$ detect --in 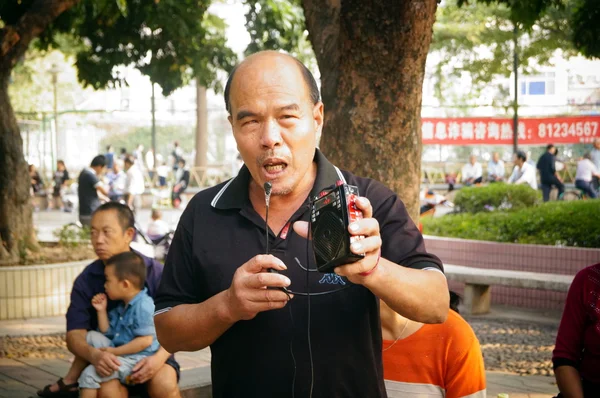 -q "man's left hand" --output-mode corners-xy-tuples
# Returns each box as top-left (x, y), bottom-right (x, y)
(128, 354), (164, 384)
(293, 196), (382, 284)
